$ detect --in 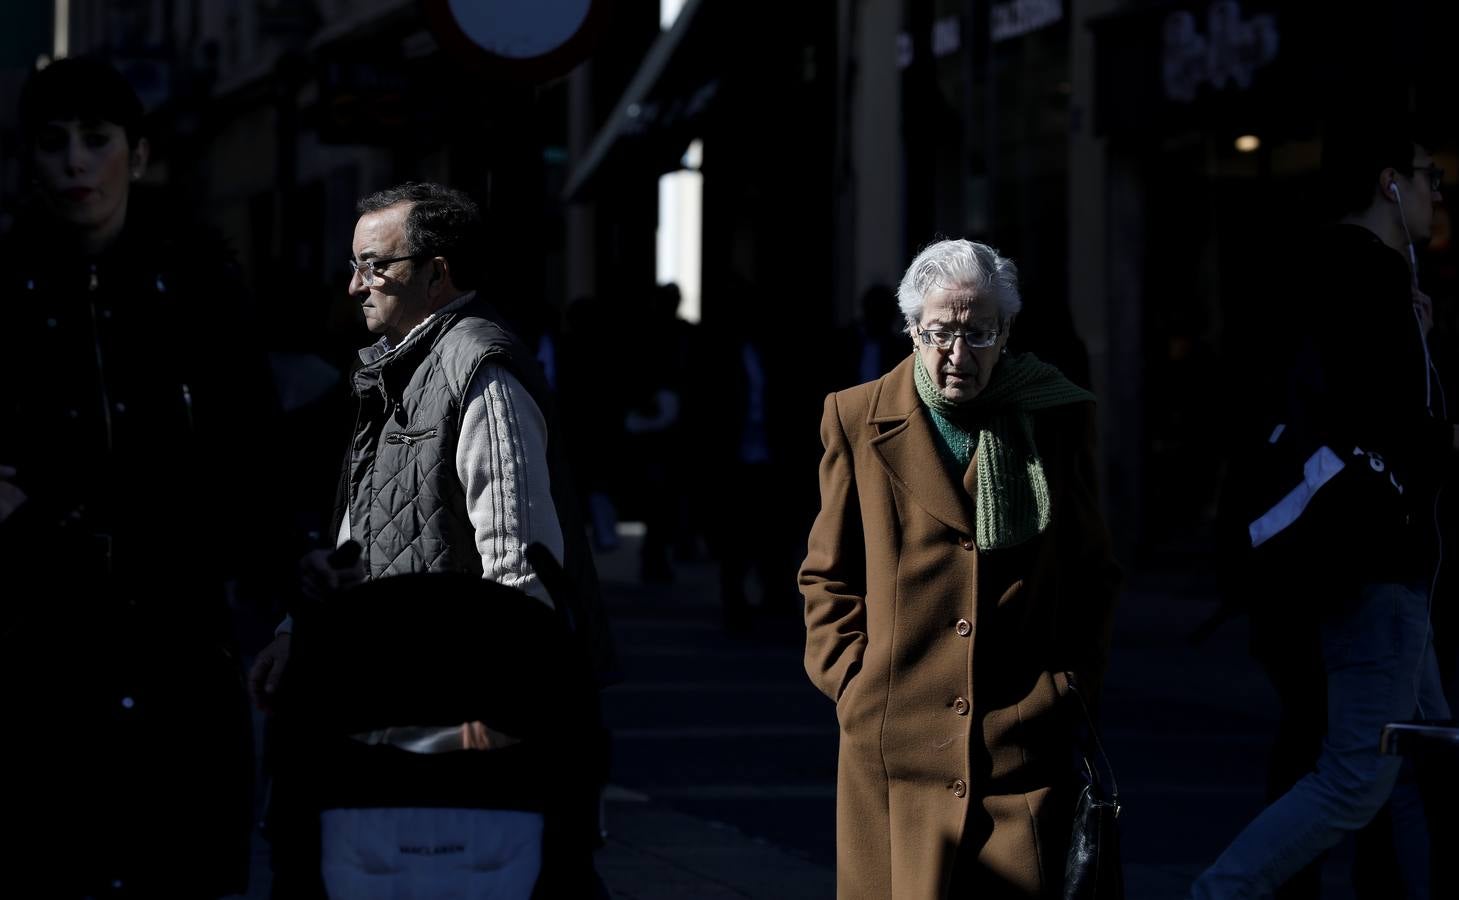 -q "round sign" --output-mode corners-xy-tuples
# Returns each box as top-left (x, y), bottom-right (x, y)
(424, 0), (608, 82)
